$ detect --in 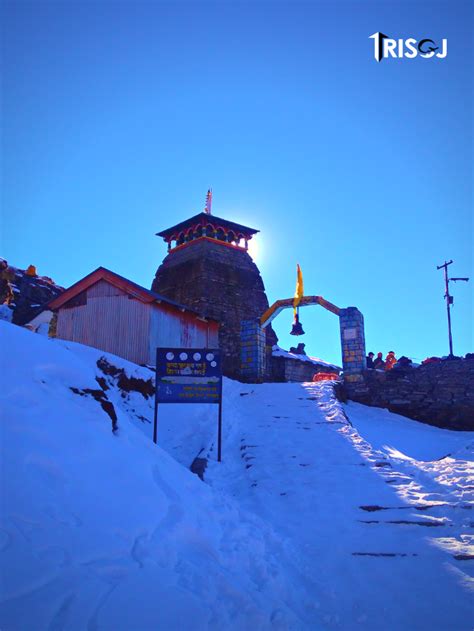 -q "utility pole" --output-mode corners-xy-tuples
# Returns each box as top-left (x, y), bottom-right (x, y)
(436, 260), (469, 357)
